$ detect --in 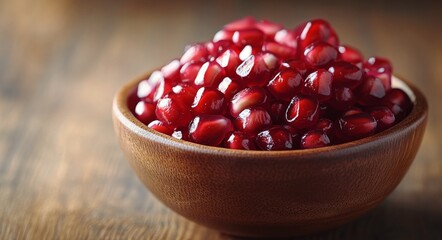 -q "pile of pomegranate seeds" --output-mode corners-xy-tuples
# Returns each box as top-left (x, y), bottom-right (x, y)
(129, 17), (413, 150)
